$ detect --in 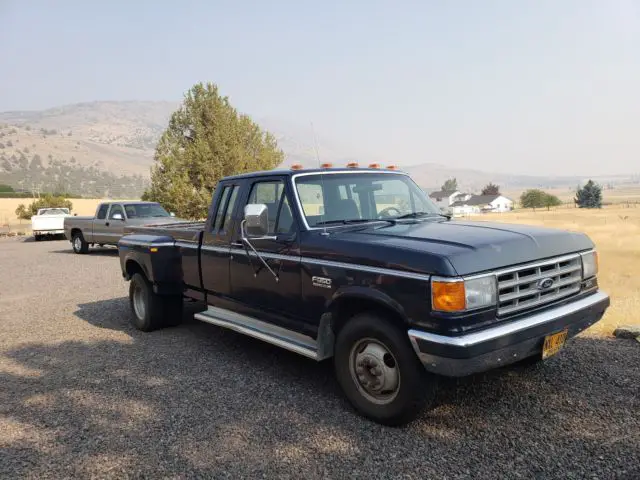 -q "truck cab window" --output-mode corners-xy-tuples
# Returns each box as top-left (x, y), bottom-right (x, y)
(212, 185), (239, 233)
(97, 204), (109, 220)
(109, 205), (124, 219)
(248, 180), (294, 234)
